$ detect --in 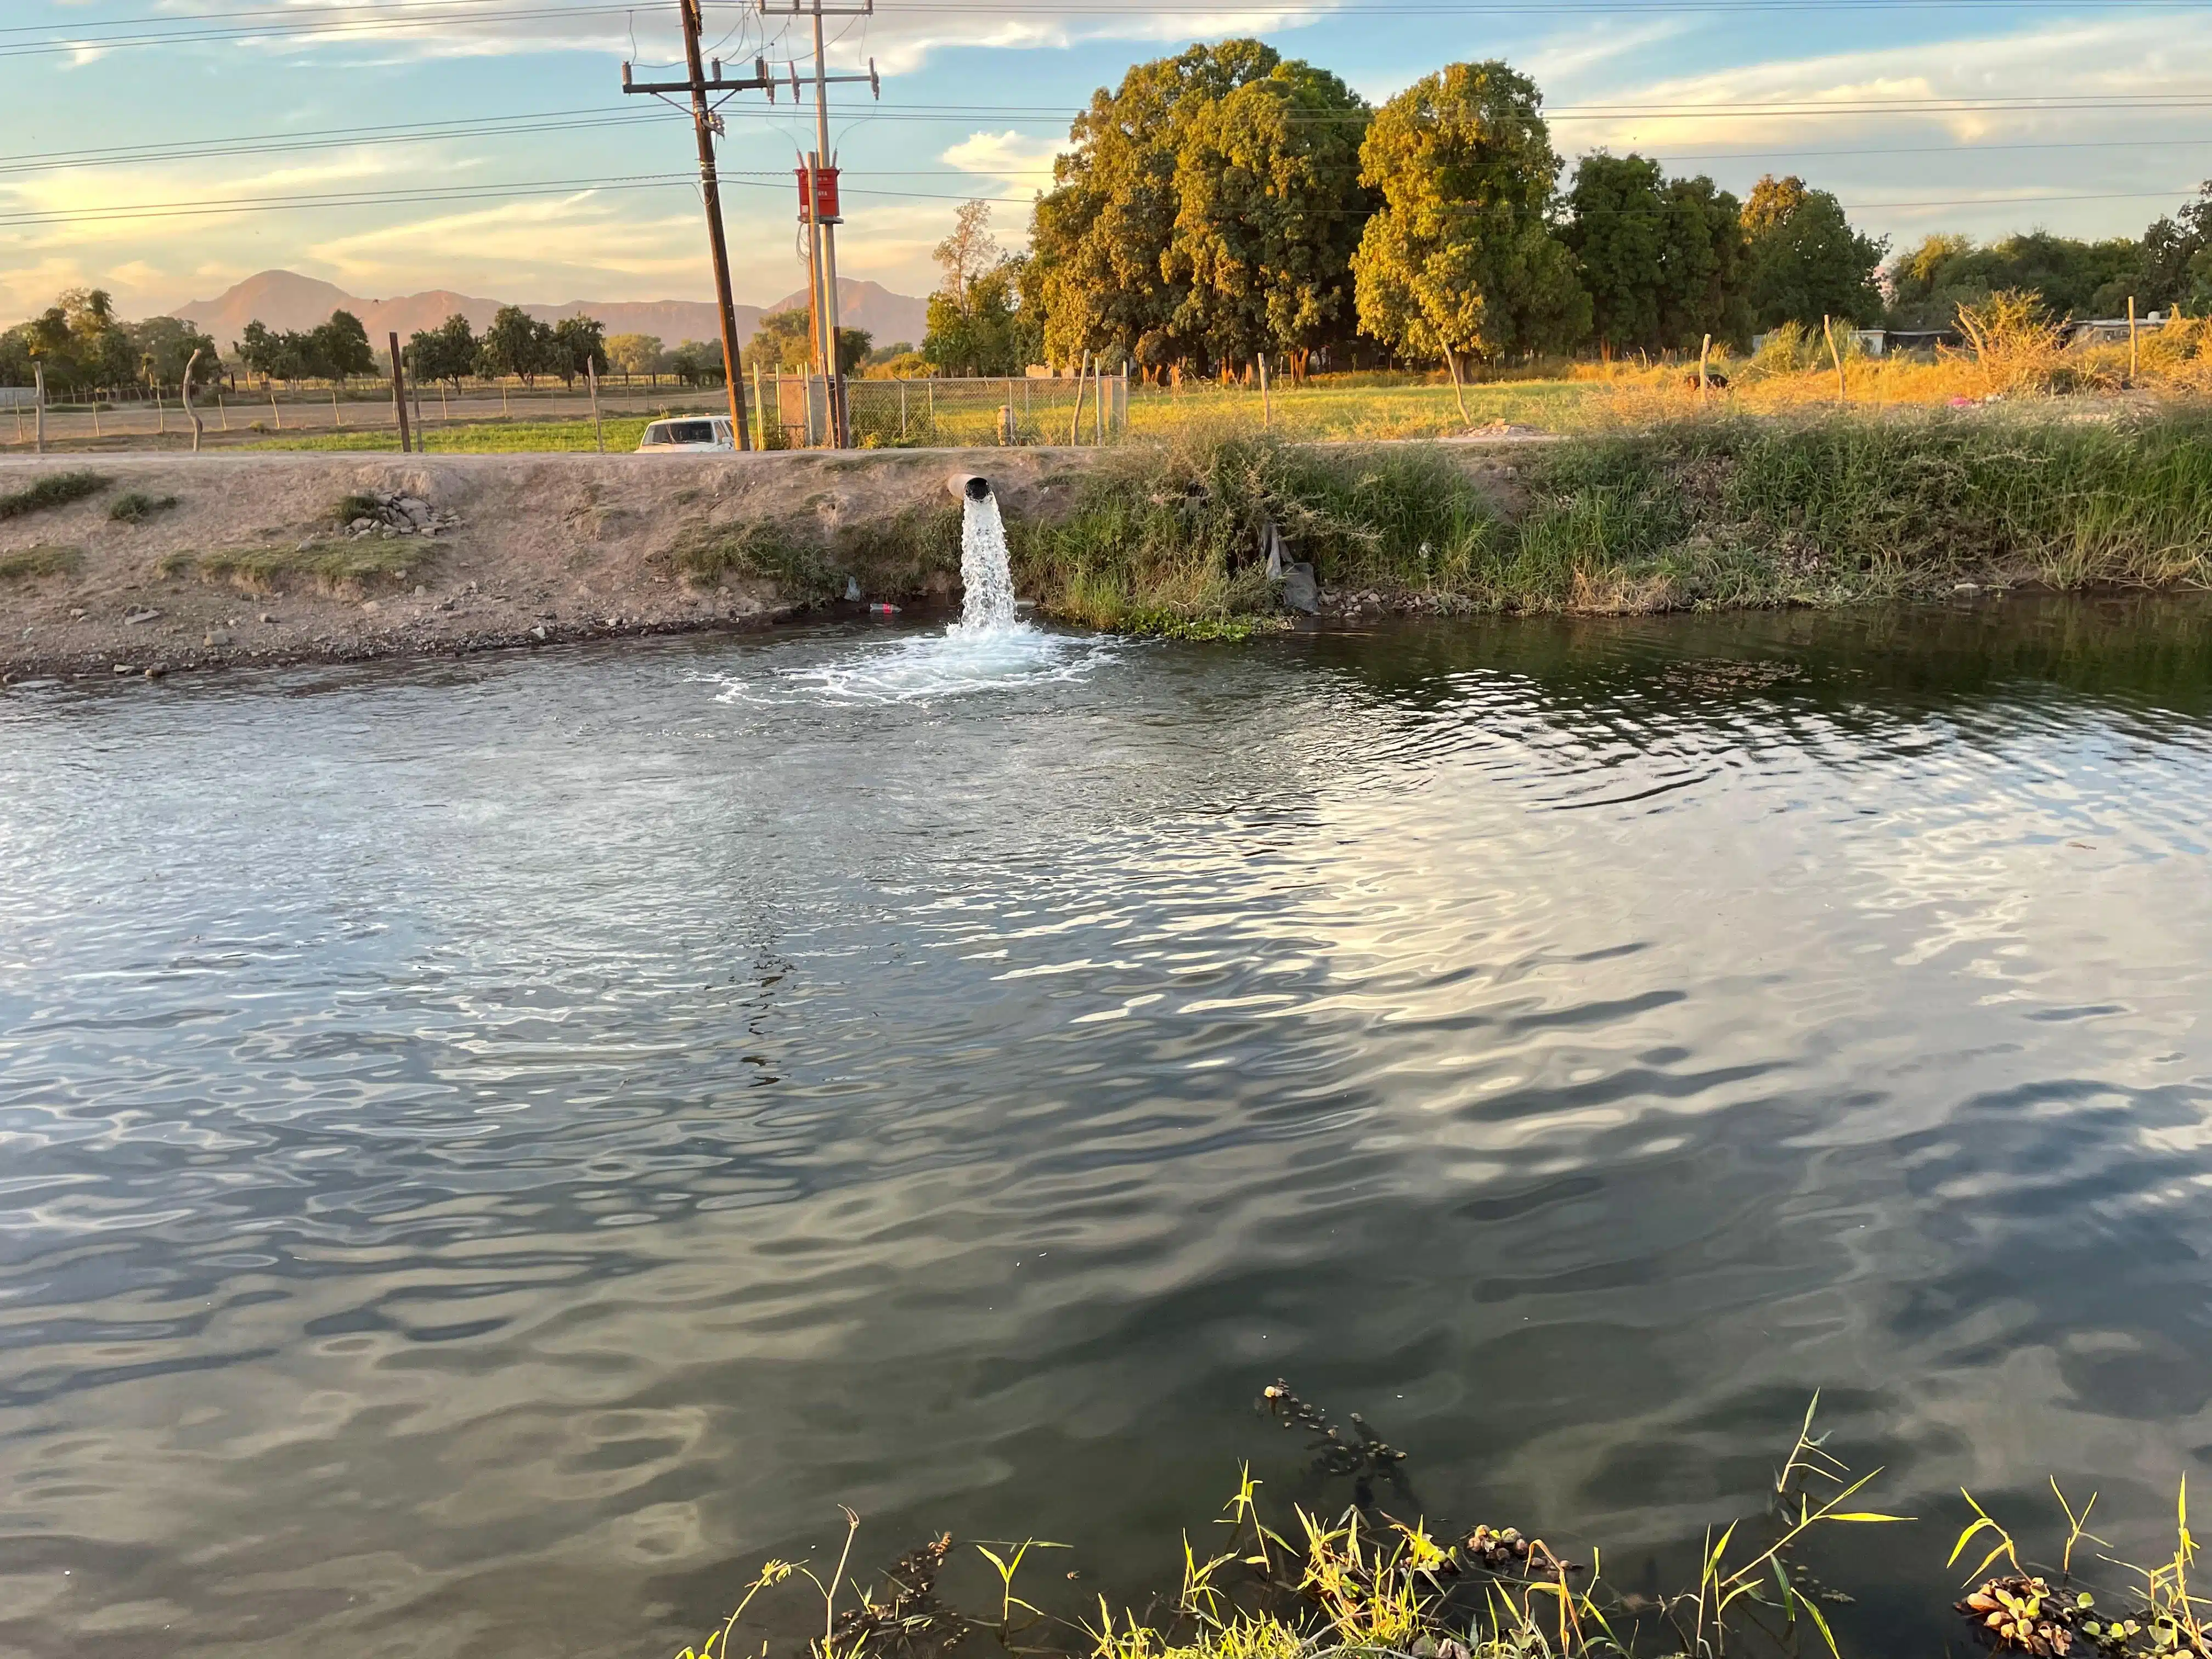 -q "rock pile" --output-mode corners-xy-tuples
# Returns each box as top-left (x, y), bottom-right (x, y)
(345, 491), (464, 540)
